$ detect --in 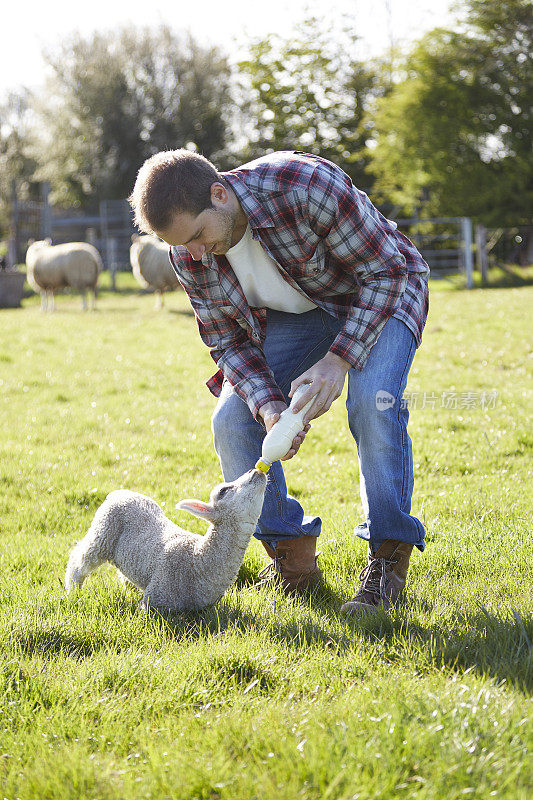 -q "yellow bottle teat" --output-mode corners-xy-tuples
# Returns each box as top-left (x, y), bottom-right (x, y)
(255, 458), (271, 473)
